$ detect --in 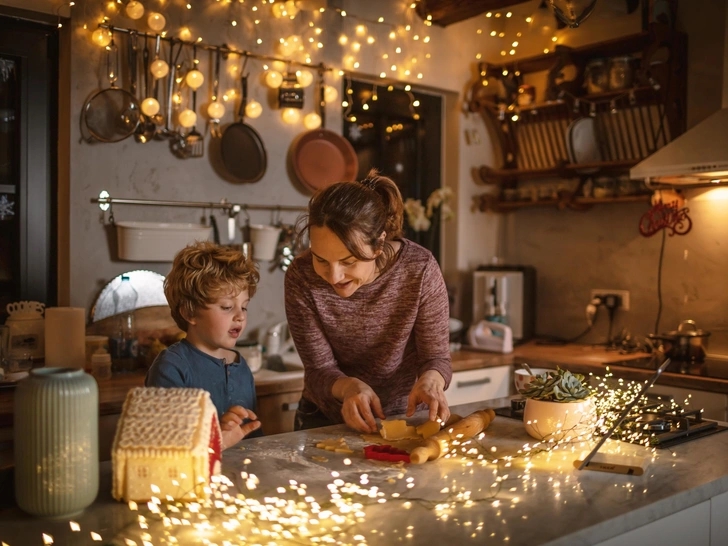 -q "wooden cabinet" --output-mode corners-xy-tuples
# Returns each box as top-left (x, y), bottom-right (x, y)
(467, 23), (687, 213)
(445, 366), (511, 407)
(256, 390), (302, 436)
